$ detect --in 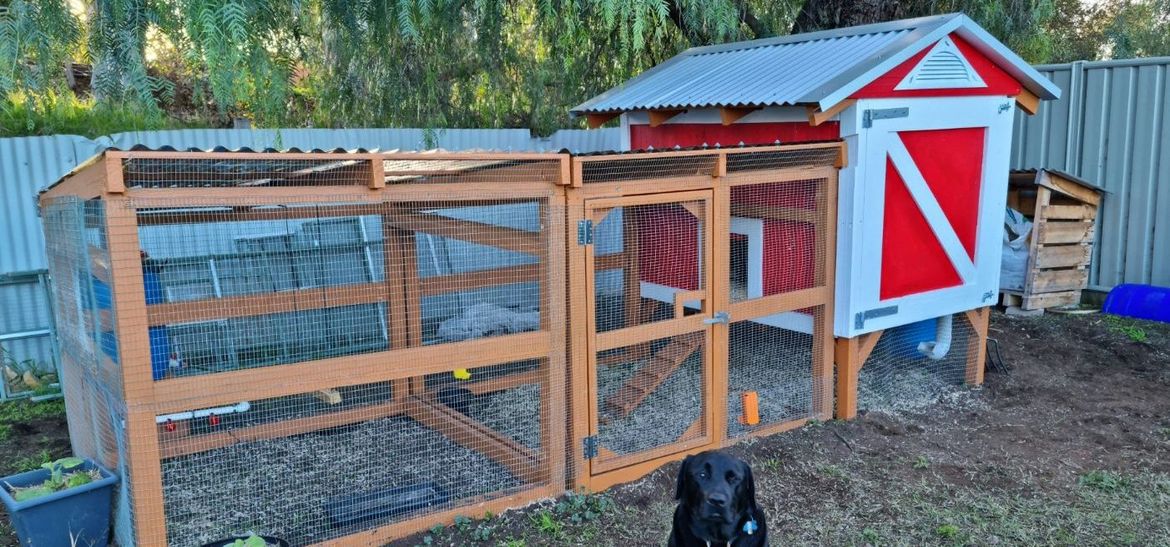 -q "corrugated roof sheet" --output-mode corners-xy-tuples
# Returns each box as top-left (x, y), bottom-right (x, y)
(573, 13), (1060, 114)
